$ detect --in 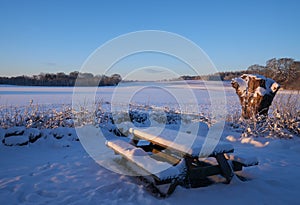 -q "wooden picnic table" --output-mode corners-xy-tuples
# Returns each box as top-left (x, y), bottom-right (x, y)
(129, 127), (235, 183)
(106, 127), (258, 196)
